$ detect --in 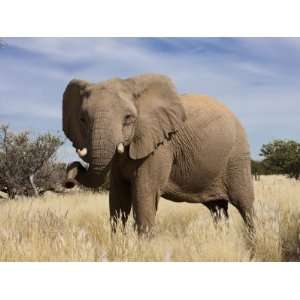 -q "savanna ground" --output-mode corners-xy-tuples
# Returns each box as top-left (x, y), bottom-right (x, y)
(0, 175), (299, 261)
